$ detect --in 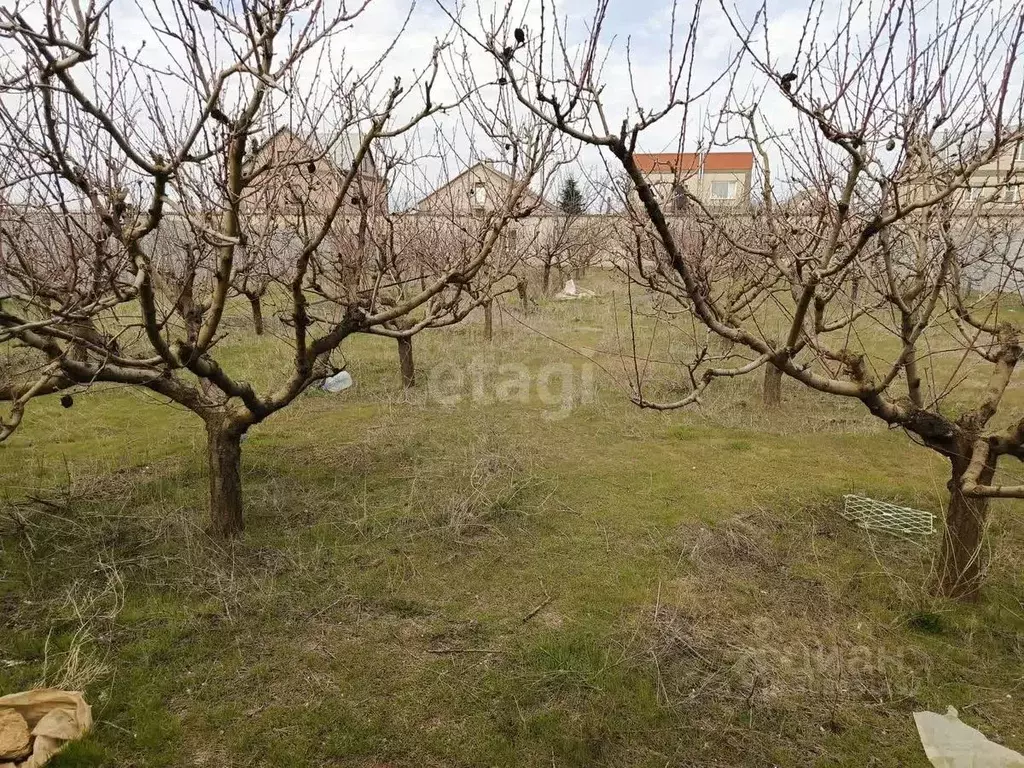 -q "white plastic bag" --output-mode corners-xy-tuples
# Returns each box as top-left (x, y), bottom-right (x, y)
(915, 706), (1024, 767)
(554, 279), (596, 300)
(321, 370), (353, 393)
